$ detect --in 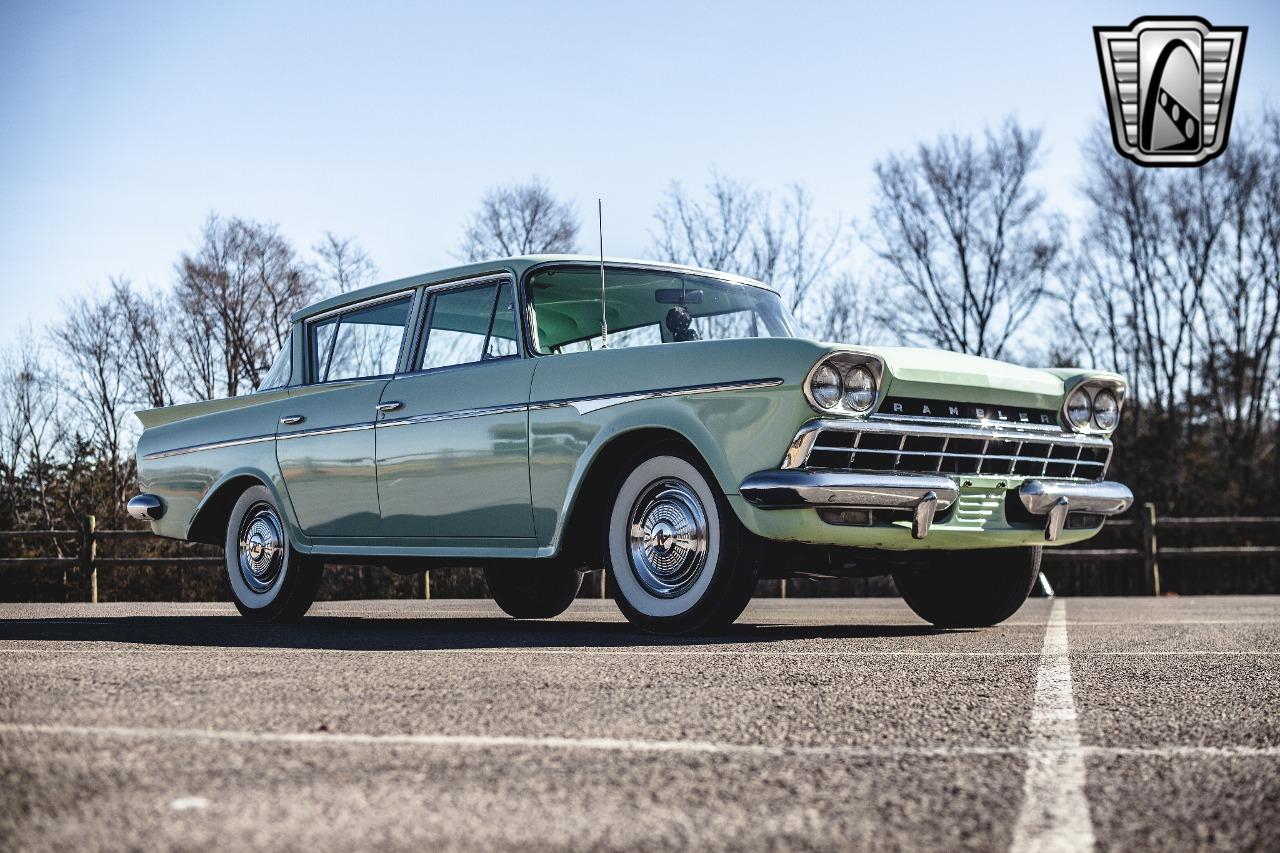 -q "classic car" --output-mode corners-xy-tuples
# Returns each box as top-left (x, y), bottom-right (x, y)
(128, 255), (1133, 634)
